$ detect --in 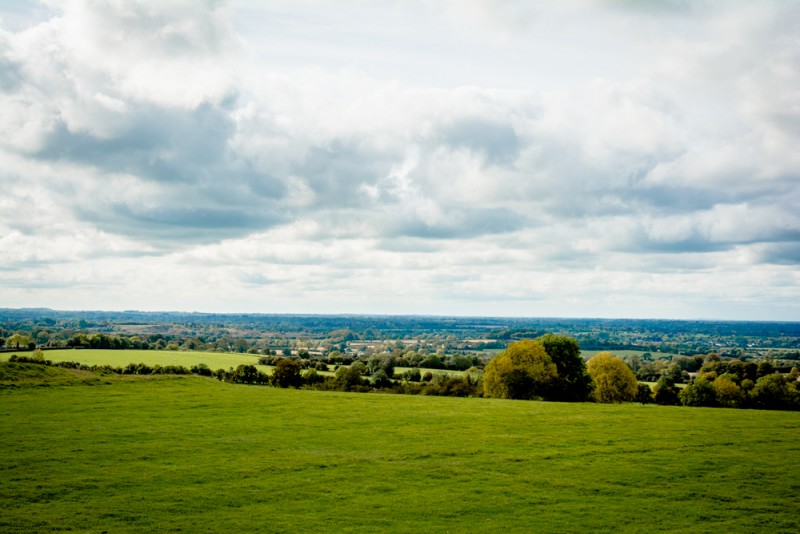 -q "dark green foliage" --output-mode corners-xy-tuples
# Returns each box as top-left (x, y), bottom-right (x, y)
(680, 378), (717, 407)
(757, 361), (775, 378)
(270, 360), (303, 388)
(333, 365), (368, 392)
(635, 383), (654, 404)
(751, 374), (796, 410)
(303, 368), (325, 385)
(368, 355), (396, 378)
(372, 370), (392, 388)
(662, 364), (689, 385)
(191, 363), (212, 376)
(537, 334), (592, 402)
(422, 374), (480, 397)
(636, 361), (661, 382)
(419, 354), (445, 369)
(675, 355), (704, 372)
(402, 368), (421, 382)
(654, 377), (680, 406)
(229, 364), (268, 385)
